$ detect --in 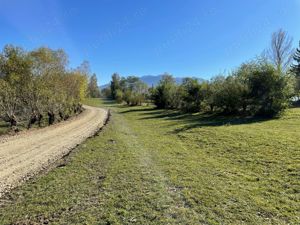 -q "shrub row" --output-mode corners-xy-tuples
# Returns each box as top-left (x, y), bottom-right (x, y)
(0, 45), (89, 129)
